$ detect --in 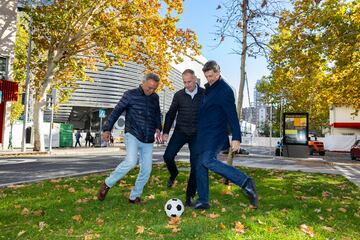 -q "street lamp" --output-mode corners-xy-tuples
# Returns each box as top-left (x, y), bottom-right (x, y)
(18, 1), (33, 152)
